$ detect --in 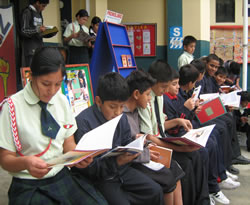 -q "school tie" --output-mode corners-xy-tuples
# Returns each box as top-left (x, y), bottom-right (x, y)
(154, 96), (166, 138)
(79, 24), (83, 31)
(38, 101), (60, 139)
